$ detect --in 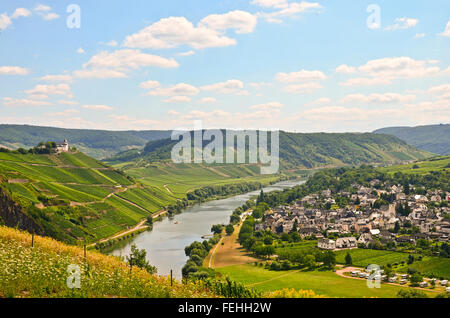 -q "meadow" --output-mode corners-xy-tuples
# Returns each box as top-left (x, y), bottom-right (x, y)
(380, 155), (450, 175)
(216, 264), (438, 298)
(0, 226), (216, 298)
(335, 249), (410, 267)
